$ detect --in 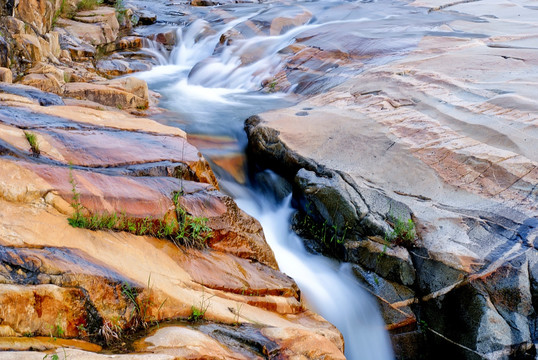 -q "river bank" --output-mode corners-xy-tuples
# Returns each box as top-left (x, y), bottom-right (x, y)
(0, 1), (347, 359)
